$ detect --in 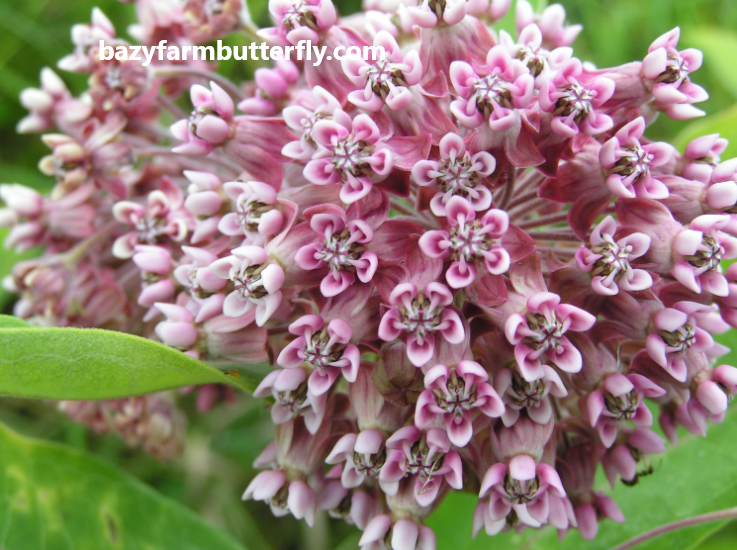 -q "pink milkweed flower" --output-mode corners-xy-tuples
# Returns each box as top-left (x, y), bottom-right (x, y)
(58, 7), (116, 73)
(642, 27), (707, 119)
(494, 365), (567, 426)
(243, 470), (318, 526)
(586, 373), (666, 447)
(209, 245), (285, 325)
(498, 24), (573, 87)
(304, 109), (394, 203)
(295, 204), (378, 297)
(645, 301), (717, 382)
(343, 31), (422, 112)
(419, 197), (510, 289)
(239, 61), (300, 115)
(602, 427), (665, 487)
(515, 0), (581, 49)
(538, 58), (614, 140)
(672, 214), (737, 296)
(360, 515), (436, 550)
(379, 282), (465, 367)
(170, 82), (235, 156)
(154, 303), (199, 349)
(450, 47), (535, 133)
(412, 133), (495, 216)
(218, 180), (286, 245)
(133, 245), (176, 308)
(575, 215), (653, 296)
(326, 429), (386, 488)
(405, 0), (472, 28)
(112, 181), (189, 259)
(17, 68), (92, 134)
(379, 426), (463, 507)
(277, 314), (361, 394)
(682, 134), (728, 183)
(318, 481), (377, 530)
(173, 246), (227, 322)
(254, 367), (328, 434)
(692, 364), (737, 420)
(258, 0), (337, 46)
(505, 292), (596, 381)
(479, 454), (565, 528)
(282, 86), (342, 162)
(599, 117), (675, 199)
(415, 360), (505, 447)
(182, 0), (243, 44)
(183, 170), (223, 218)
